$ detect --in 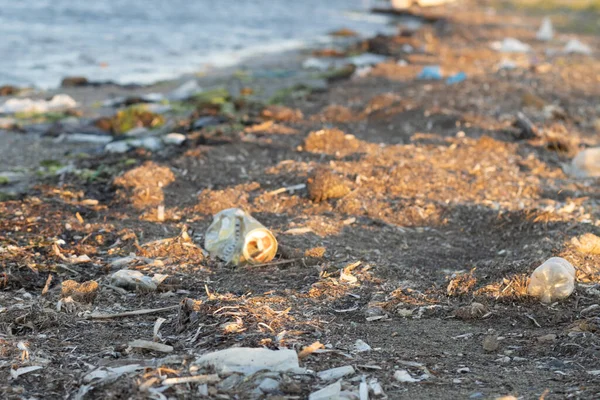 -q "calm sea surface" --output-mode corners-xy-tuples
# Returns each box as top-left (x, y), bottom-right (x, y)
(0, 0), (395, 88)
